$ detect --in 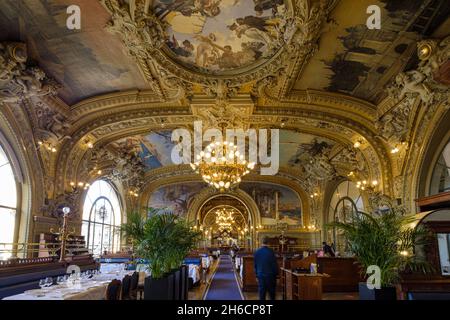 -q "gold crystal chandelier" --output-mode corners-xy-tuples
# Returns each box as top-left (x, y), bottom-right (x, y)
(215, 208), (235, 232)
(190, 141), (255, 191)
